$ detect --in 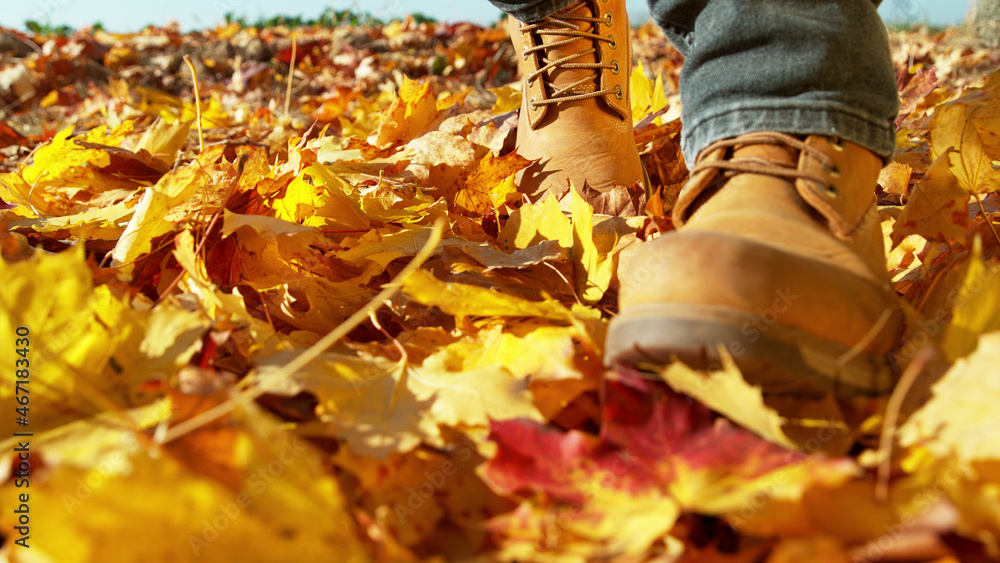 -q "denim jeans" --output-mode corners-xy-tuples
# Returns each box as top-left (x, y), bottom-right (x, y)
(490, 0), (898, 164)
